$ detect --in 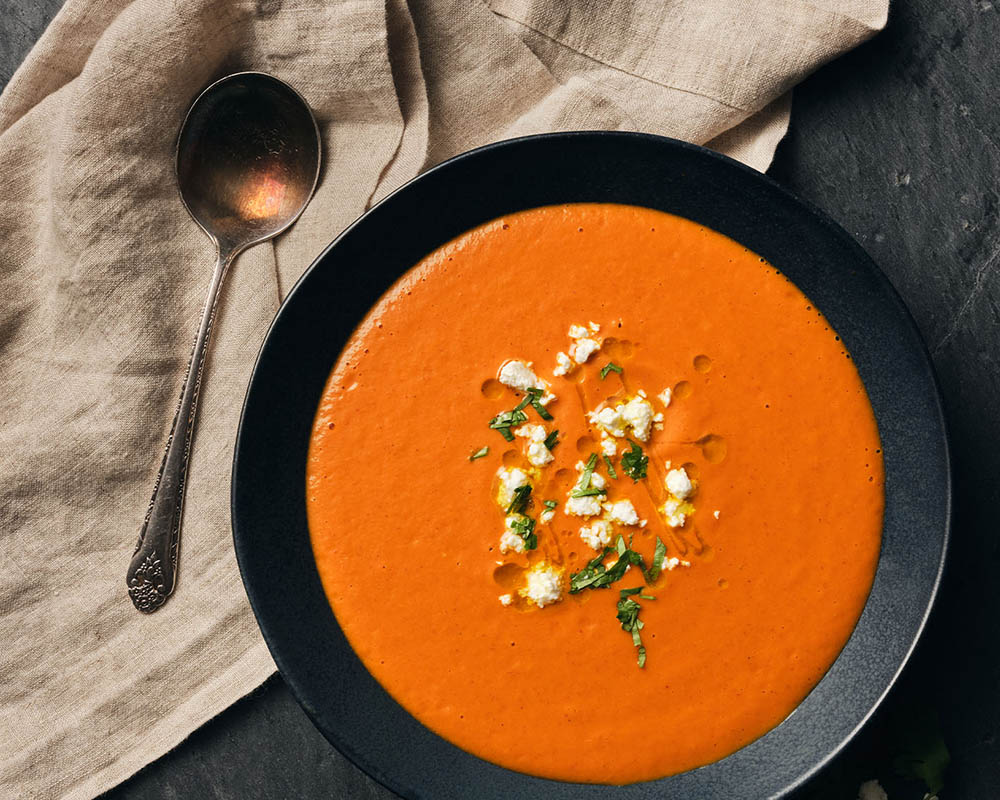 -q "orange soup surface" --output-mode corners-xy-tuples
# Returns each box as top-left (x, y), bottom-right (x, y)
(306, 203), (884, 783)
